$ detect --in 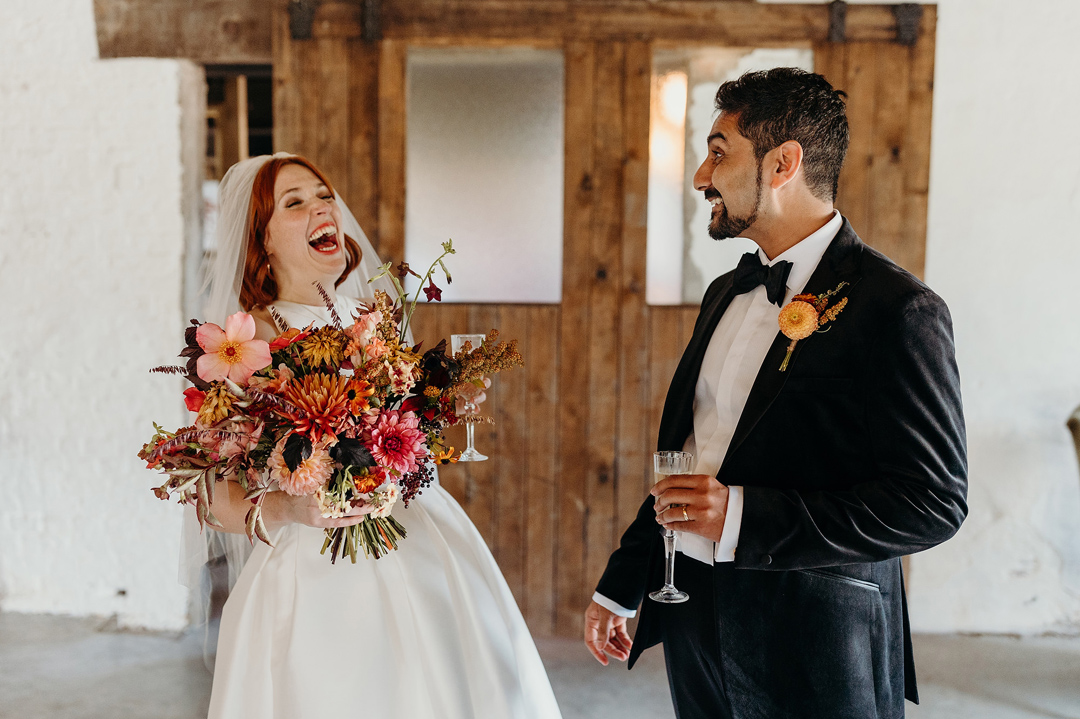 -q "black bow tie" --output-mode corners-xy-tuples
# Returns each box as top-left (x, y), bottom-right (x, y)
(731, 252), (793, 307)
